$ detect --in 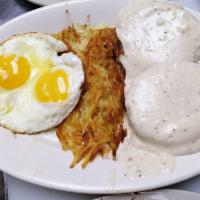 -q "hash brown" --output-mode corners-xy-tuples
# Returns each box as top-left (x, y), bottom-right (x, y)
(56, 25), (126, 168)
